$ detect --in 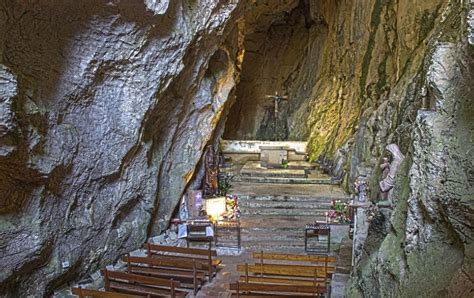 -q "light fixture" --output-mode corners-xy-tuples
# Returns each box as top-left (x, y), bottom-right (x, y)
(204, 197), (226, 221)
